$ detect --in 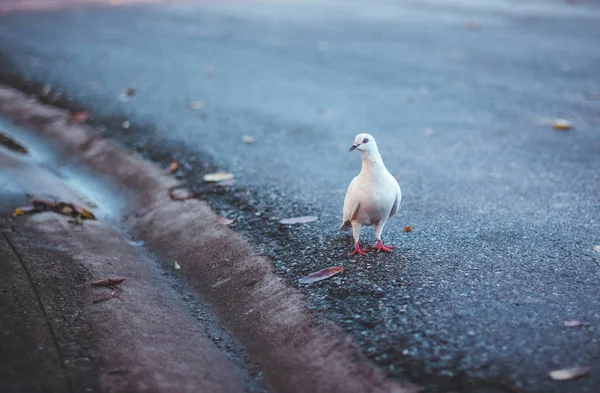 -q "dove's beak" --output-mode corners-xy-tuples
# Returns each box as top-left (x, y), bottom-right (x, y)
(349, 144), (358, 152)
